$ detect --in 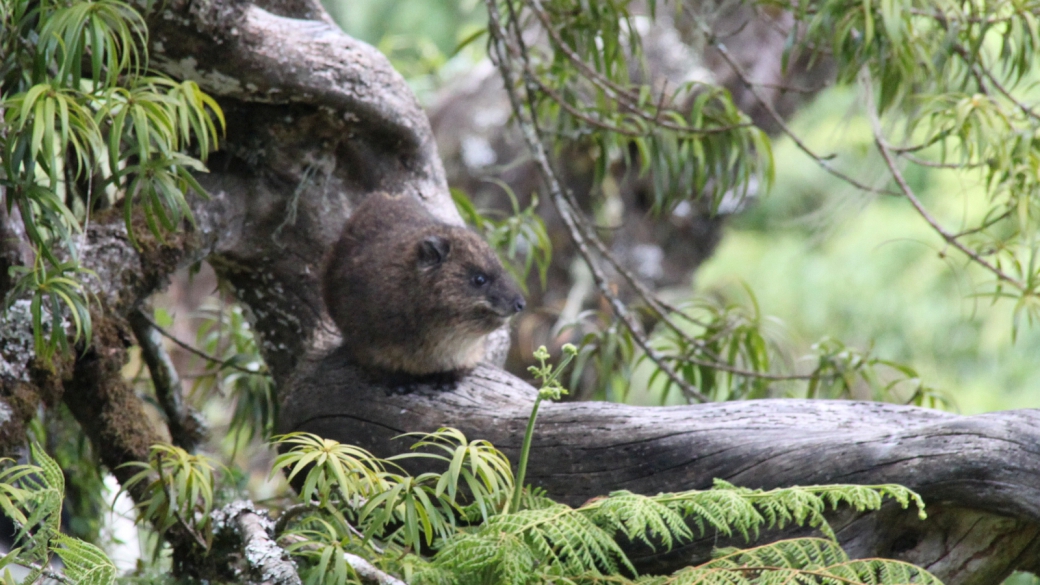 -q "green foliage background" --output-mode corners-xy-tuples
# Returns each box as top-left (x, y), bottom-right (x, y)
(696, 86), (1040, 414)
